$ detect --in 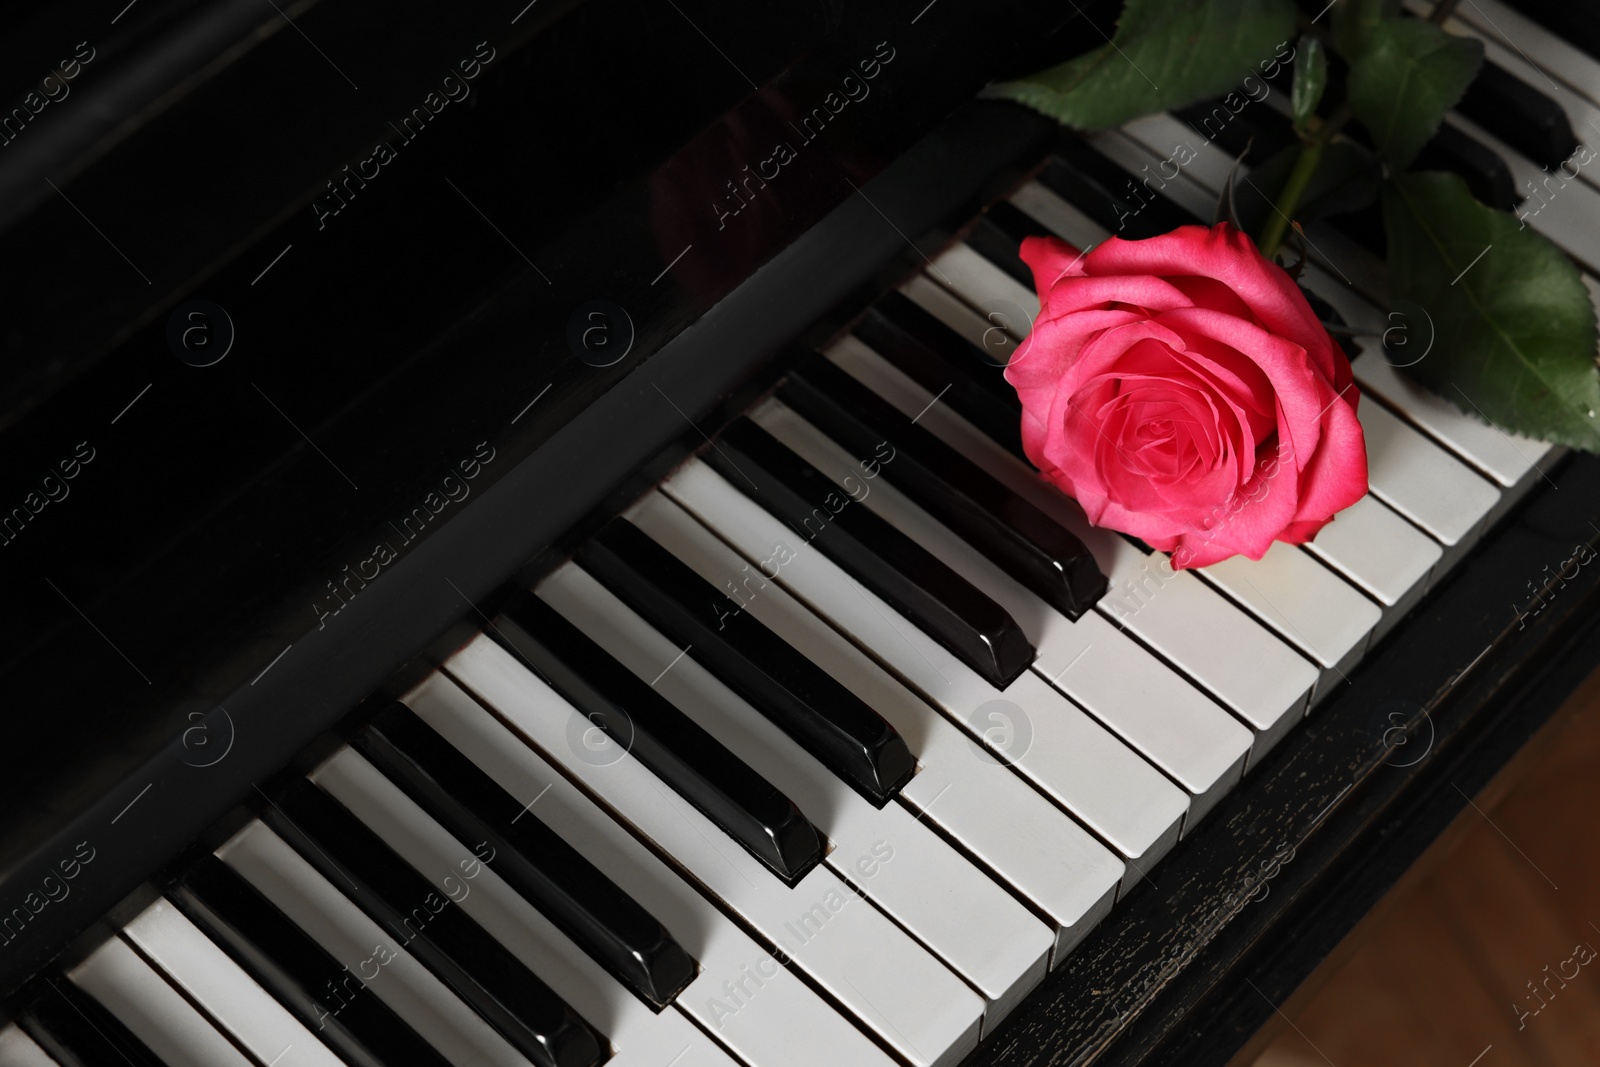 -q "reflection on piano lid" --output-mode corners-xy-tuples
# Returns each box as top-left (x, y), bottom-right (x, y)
(0, 0), (1106, 997)
(4, 2), (1600, 1066)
